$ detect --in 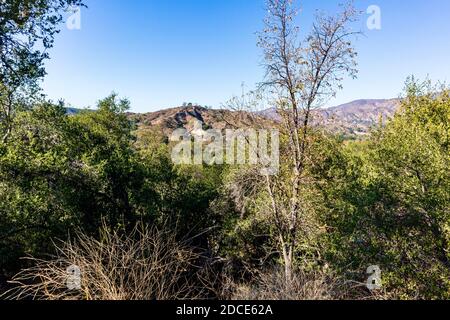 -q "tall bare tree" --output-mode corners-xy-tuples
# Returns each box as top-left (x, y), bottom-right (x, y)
(257, 0), (359, 282)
